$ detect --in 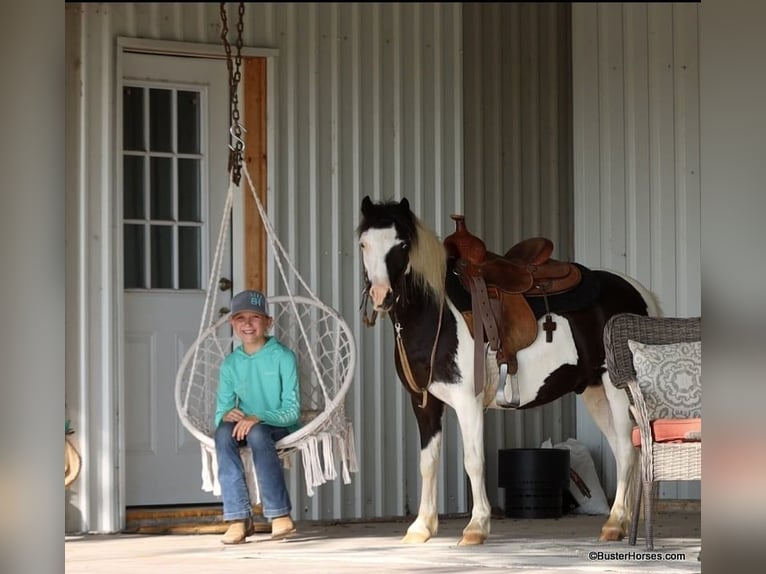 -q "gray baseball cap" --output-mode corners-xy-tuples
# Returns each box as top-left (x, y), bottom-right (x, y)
(230, 289), (270, 317)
